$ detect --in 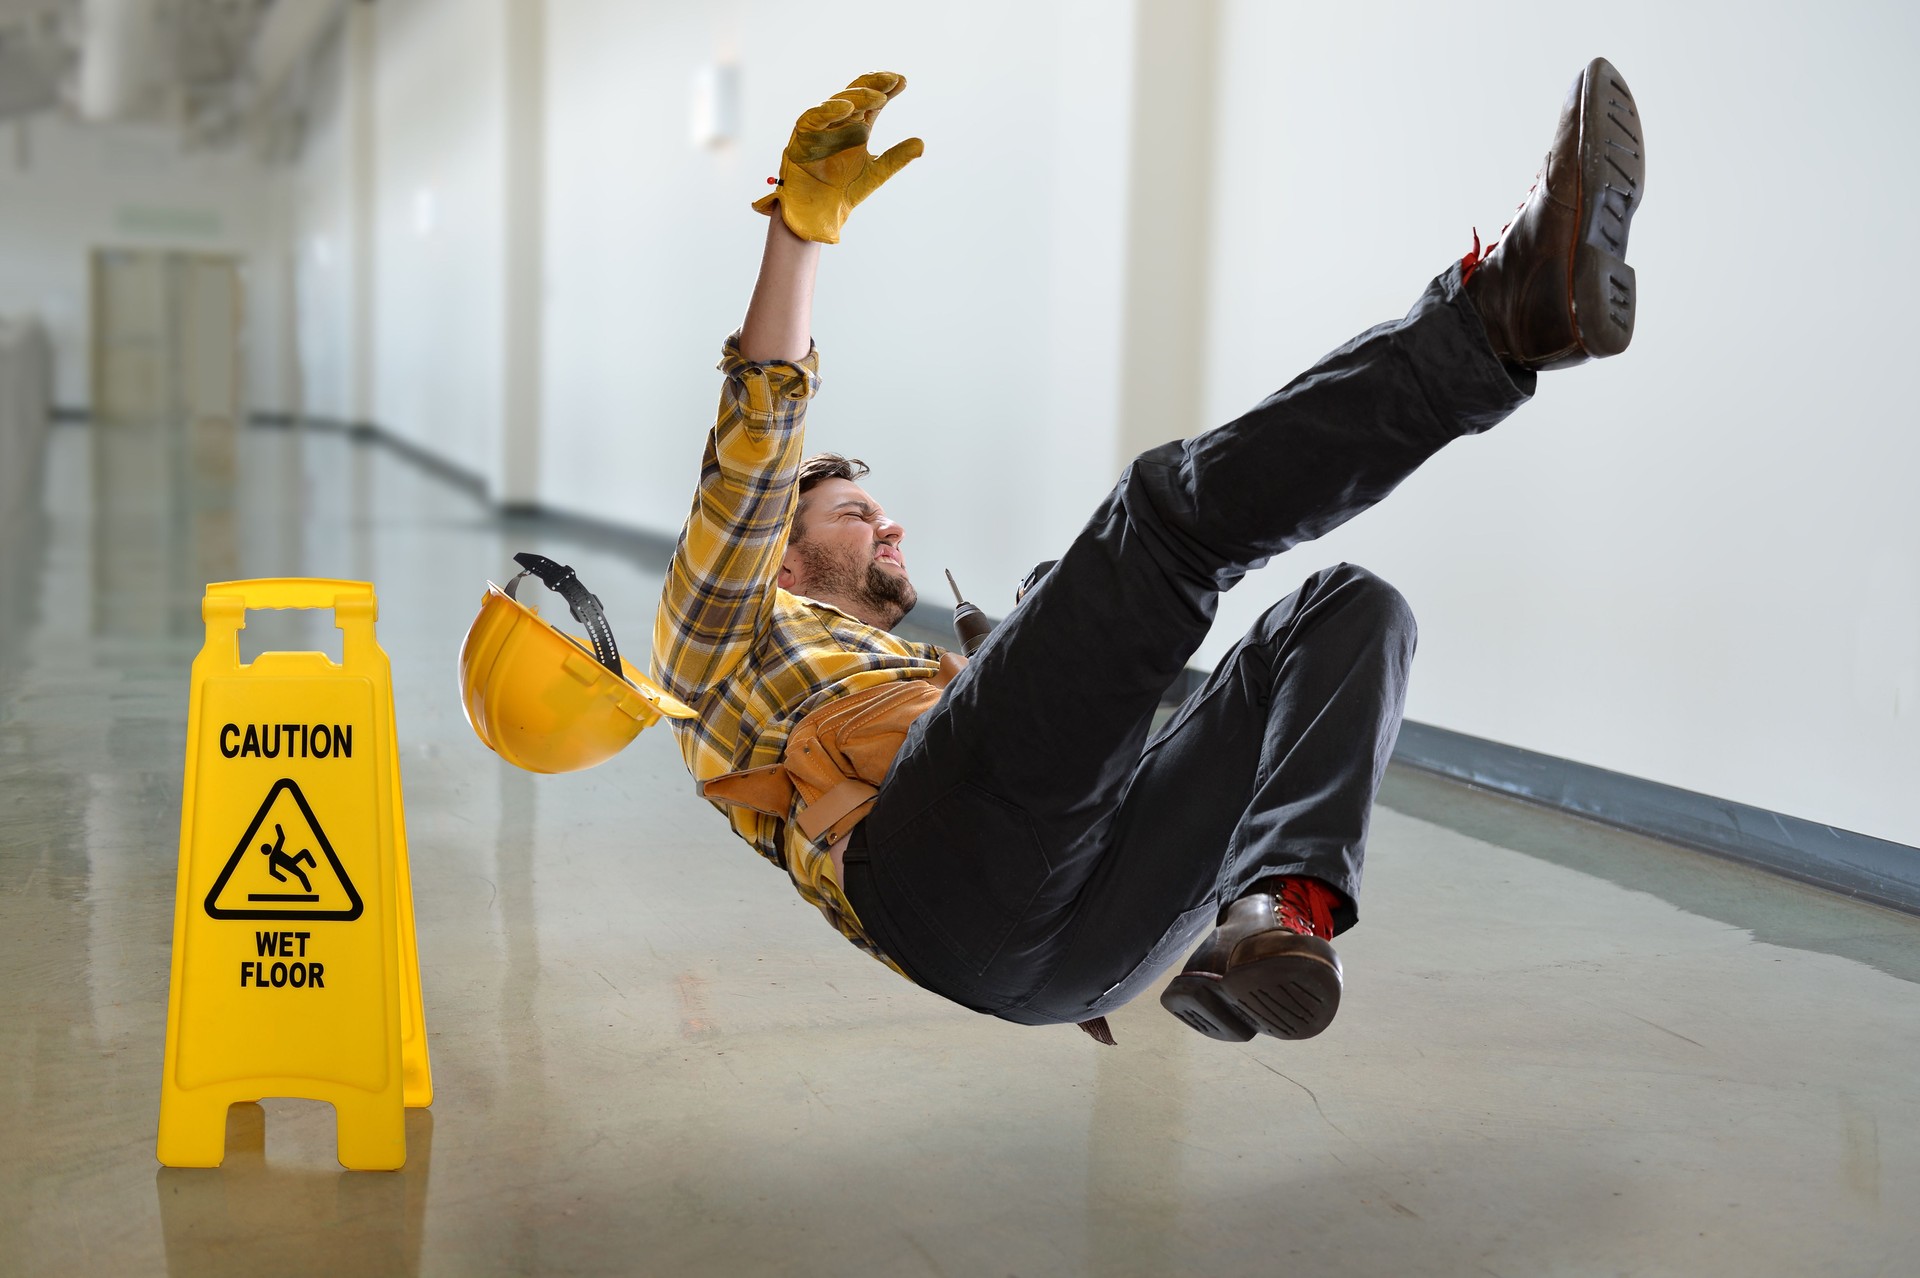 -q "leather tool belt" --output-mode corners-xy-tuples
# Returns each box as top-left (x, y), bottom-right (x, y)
(699, 652), (967, 848)
(702, 650), (1122, 1047)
